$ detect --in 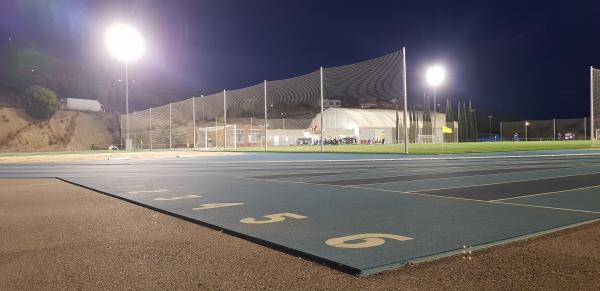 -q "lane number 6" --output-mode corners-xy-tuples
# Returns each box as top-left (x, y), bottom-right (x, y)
(325, 233), (413, 249)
